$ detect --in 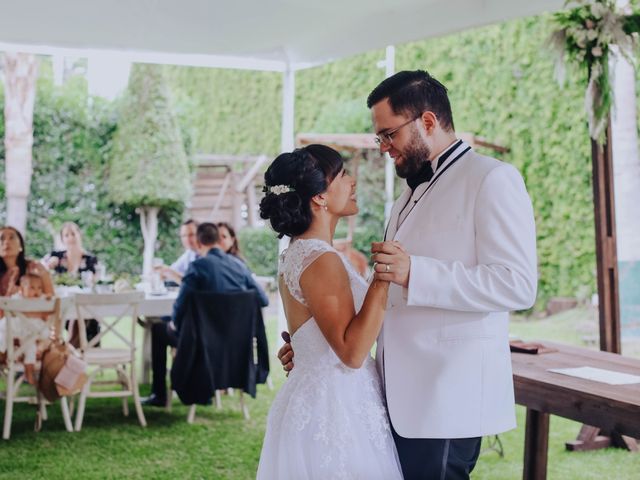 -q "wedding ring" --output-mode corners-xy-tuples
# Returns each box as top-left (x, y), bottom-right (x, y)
(385, 264), (391, 273)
